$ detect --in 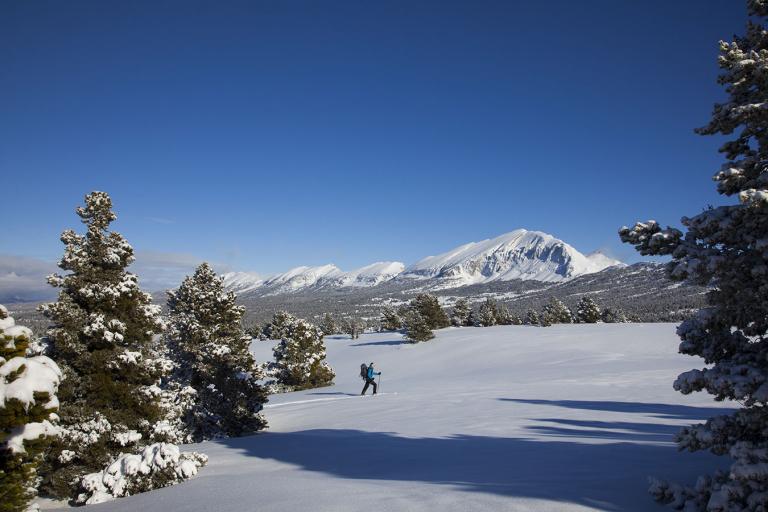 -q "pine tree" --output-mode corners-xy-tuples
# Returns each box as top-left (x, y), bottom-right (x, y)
(410, 294), (450, 330)
(542, 297), (574, 324)
(538, 310), (552, 327)
(319, 313), (337, 336)
(496, 303), (515, 325)
(379, 307), (402, 331)
(403, 310), (434, 342)
(341, 317), (363, 339)
(37, 191), (178, 500)
(1, 305), (62, 512)
(263, 311), (298, 341)
(271, 319), (335, 390)
(166, 263), (268, 441)
(524, 309), (540, 326)
(621, 4), (768, 507)
(601, 308), (627, 323)
(576, 296), (601, 323)
(478, 298), (498, 327)
(450, 298), (471, 327)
